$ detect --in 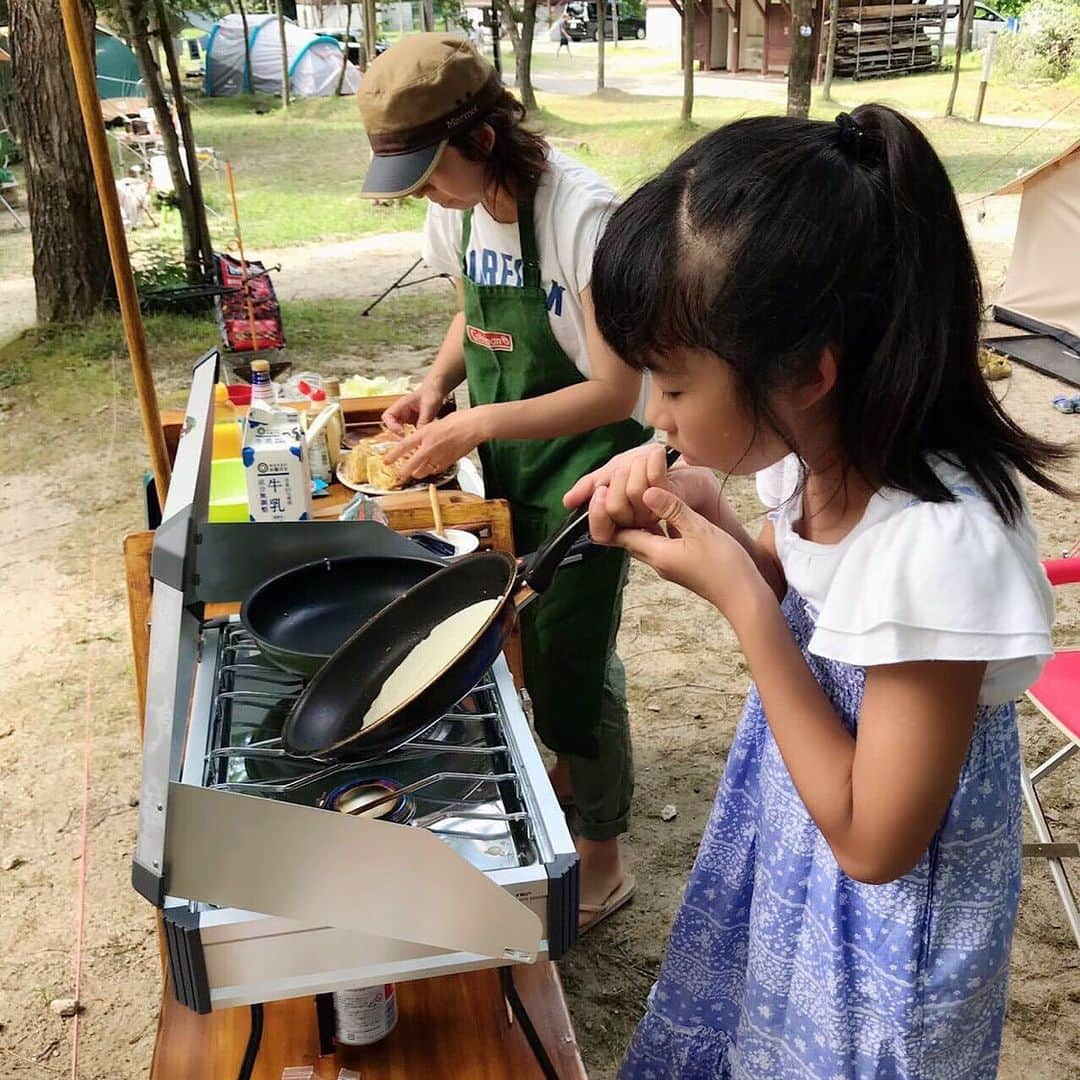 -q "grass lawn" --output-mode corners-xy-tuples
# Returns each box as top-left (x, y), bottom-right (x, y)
(0, 288), (458, 474)
(1, 58), (1076, 275)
